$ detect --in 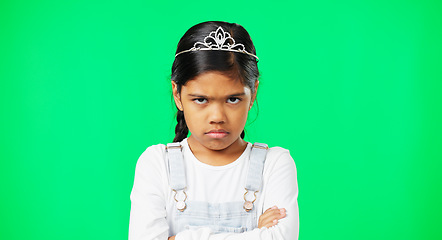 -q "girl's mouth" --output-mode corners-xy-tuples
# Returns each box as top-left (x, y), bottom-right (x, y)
(206, 129), (229, 138)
